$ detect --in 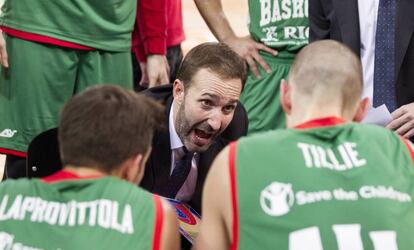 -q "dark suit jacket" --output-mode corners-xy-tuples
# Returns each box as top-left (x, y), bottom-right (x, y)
(140, 85), (248, 213)
(309, 0), (414, 107)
